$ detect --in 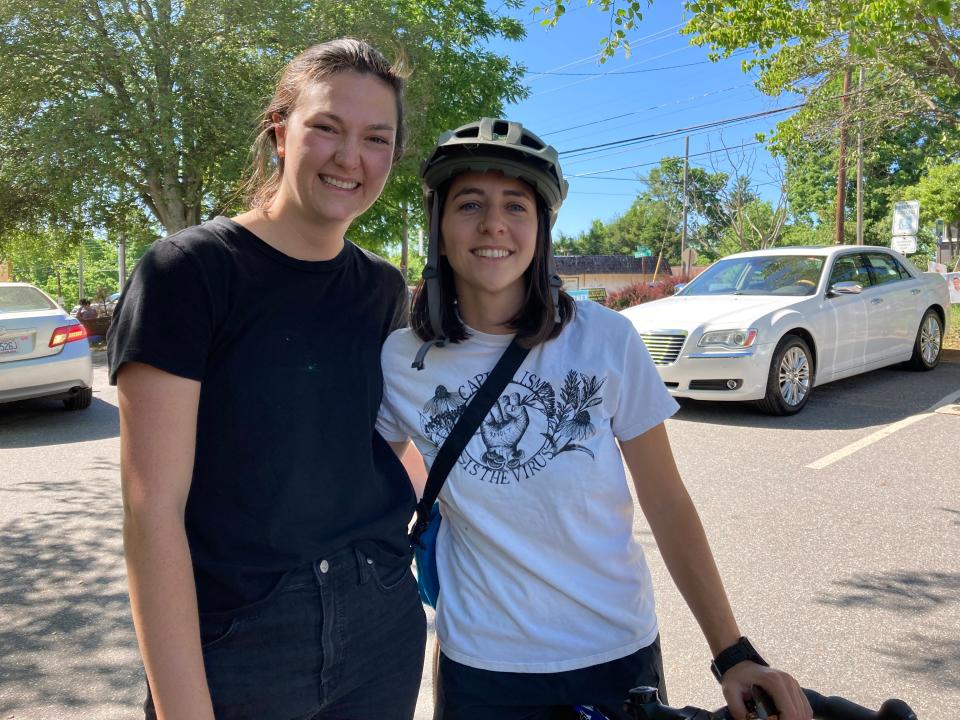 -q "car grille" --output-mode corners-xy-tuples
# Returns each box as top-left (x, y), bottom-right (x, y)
(639, 332), (687, 365)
